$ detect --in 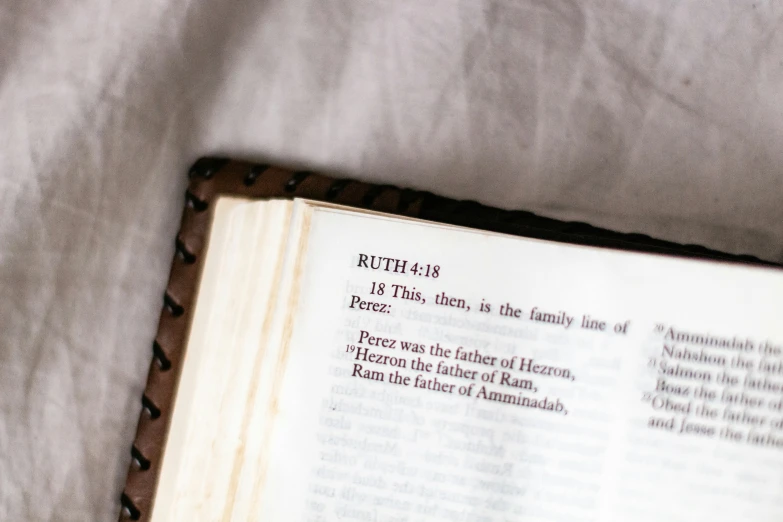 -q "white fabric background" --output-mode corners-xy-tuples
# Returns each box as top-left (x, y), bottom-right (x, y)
(1, 0), (781, 519)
